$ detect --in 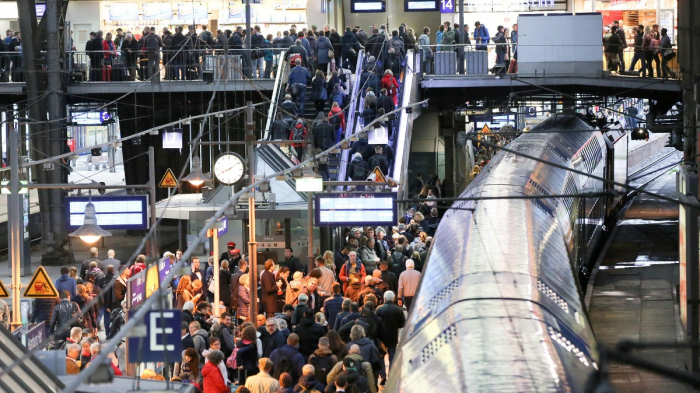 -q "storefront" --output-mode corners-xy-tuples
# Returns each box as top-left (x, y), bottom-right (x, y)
(100, 1), (324, 39)
(575, 0), (677, 41)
